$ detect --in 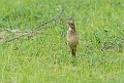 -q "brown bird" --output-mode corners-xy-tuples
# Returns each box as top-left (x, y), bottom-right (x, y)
(66, 21), (78, 56)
